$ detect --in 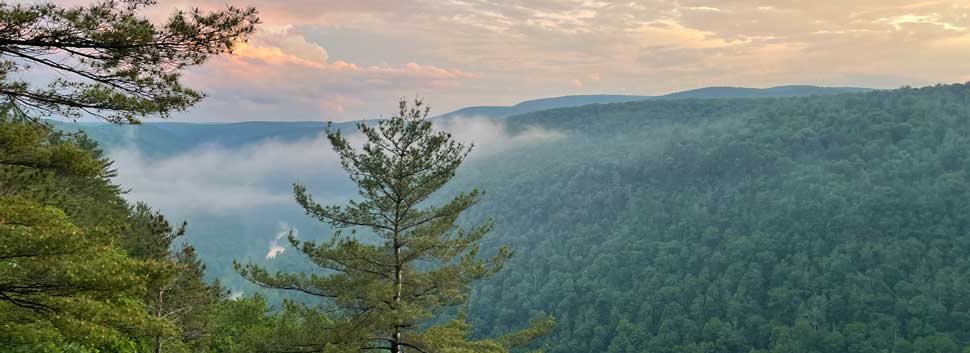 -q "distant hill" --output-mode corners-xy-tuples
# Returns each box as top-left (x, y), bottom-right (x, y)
(51, 120), (365, 158)
(54, 85), (873, 157)
(53, 83), (970, 353)
(434, 85), (872, 120)
(657, 85), (872, 99)
(434, 95), (648, 120)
